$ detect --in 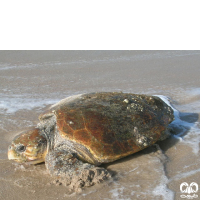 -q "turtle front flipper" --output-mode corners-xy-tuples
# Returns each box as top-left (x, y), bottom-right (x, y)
(45, 149), (111, 189)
